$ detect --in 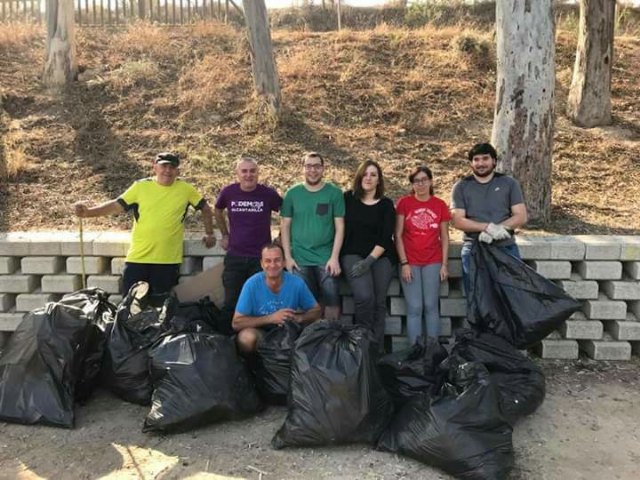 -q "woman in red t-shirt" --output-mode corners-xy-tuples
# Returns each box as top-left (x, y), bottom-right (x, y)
(395, 165), (450, 343)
